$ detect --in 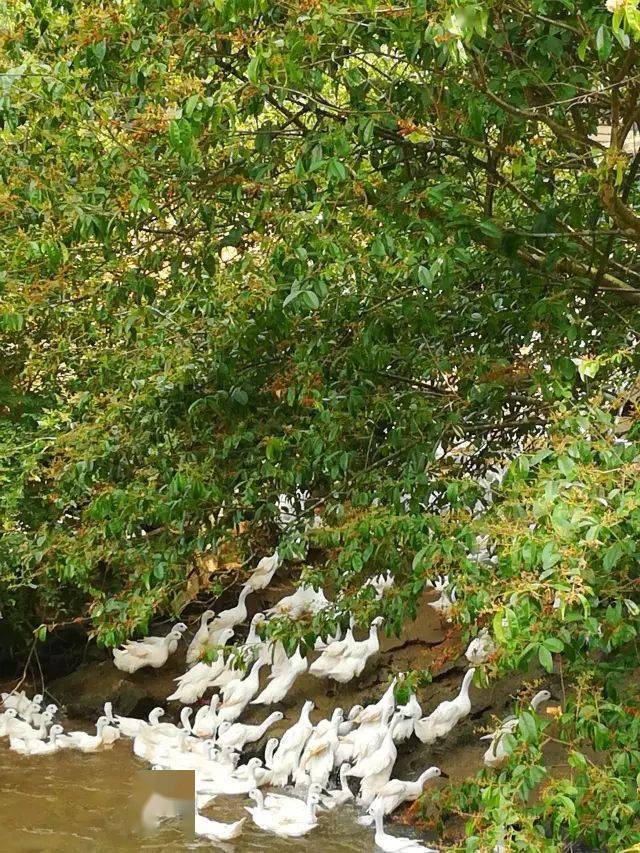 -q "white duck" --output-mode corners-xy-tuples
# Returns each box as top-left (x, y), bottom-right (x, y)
(252, 645), (308, 705)
(246, 787), (320, 838)
(295, 707), (344, 788)
(339, 704), (363, 736)
(350, 699), (395, 762)
(216, 712), (283, 751)
(267, 584), (329, 619)
(269, 700), (314, 787)
(321, 762), (354, 809)
(263, 737), (279, 770)
(426, 575), (457, 619)
(351, 705), (395, 765)
(394, 692), (422, 743)
(131, 710), (192, 761)
(355, 678), (397, 728)
(10, 724), (65, 756)
(1, 691), (42, 715)
(360, 766), (446, 823)
(364, 571), (395, 599)
(195, 812), (245, 842)
(207, 586), (252, 639)
(263, 782), (323, 816)
(168, 628), (235, 703)
(240, 613), (271, 666)
(371, 804), (436, 852)
(129, 622), (187, 647)
(27, 703), (58, 728)
(115, 706), (164, 739)
(153, 732), (216, 770)
(415, 669), (475, 744)
(465, 628), (496, 665)
(314, 621), (346, 651)
(192, 695), (220, 738)
(59, 717), (115, 753)
(186, 610), (216, 665)
(246, 551), (280, 591)
(218, 659), (266, 722)
(0, 708), (19, 737)
(113, 629), (184, 673)
(481, 689), (552, 768)
(349, 713), (401, 805)
(4, 710), (52, 741)
(196, 757), (264, 799)
(481, 717), (519, 768)
(309, 616), (384, 682)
